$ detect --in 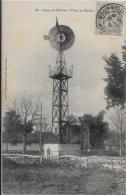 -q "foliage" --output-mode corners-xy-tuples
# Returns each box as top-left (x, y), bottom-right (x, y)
(106, 130), (125, 151)
(15, 96), (40, 153)
(104, 53), (125, 108)
(109, 107), (126, 156)
(14, 96), (39, 134)
(103, 42), (126, 156)
(103, 42), (126, 109)
(3, 110), (22, 144)
(69, 114), (78, 124)
(79, 111), (109, 149)
(4, 96), (40, 153)
(28, 131), (58, 144)
(69, 114), (81, 137)
(110, 107), (126, 132)
(122, 41), (126, 63)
